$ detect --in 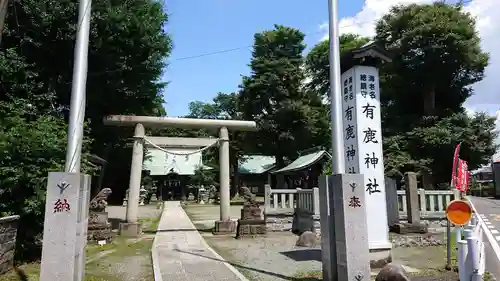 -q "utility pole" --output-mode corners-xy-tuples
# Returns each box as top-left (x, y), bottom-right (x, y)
(40, 2), (93, 281)
(0, 0), (8, 45)
(64, 0), (92, 173)
(327, 0), (345, 174)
